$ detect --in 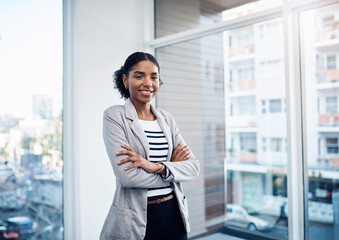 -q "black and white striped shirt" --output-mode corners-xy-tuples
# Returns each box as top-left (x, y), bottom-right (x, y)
(139, 119), (173, 197)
